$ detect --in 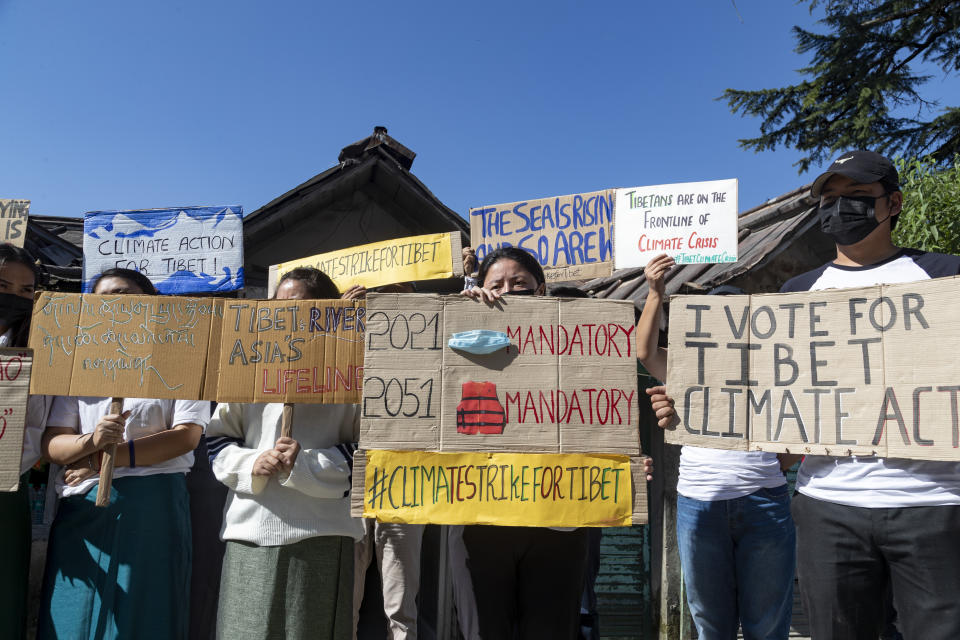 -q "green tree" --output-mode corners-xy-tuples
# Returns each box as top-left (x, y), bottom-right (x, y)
(722, 1), (960, 173)
(893, 154), (960, 253)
